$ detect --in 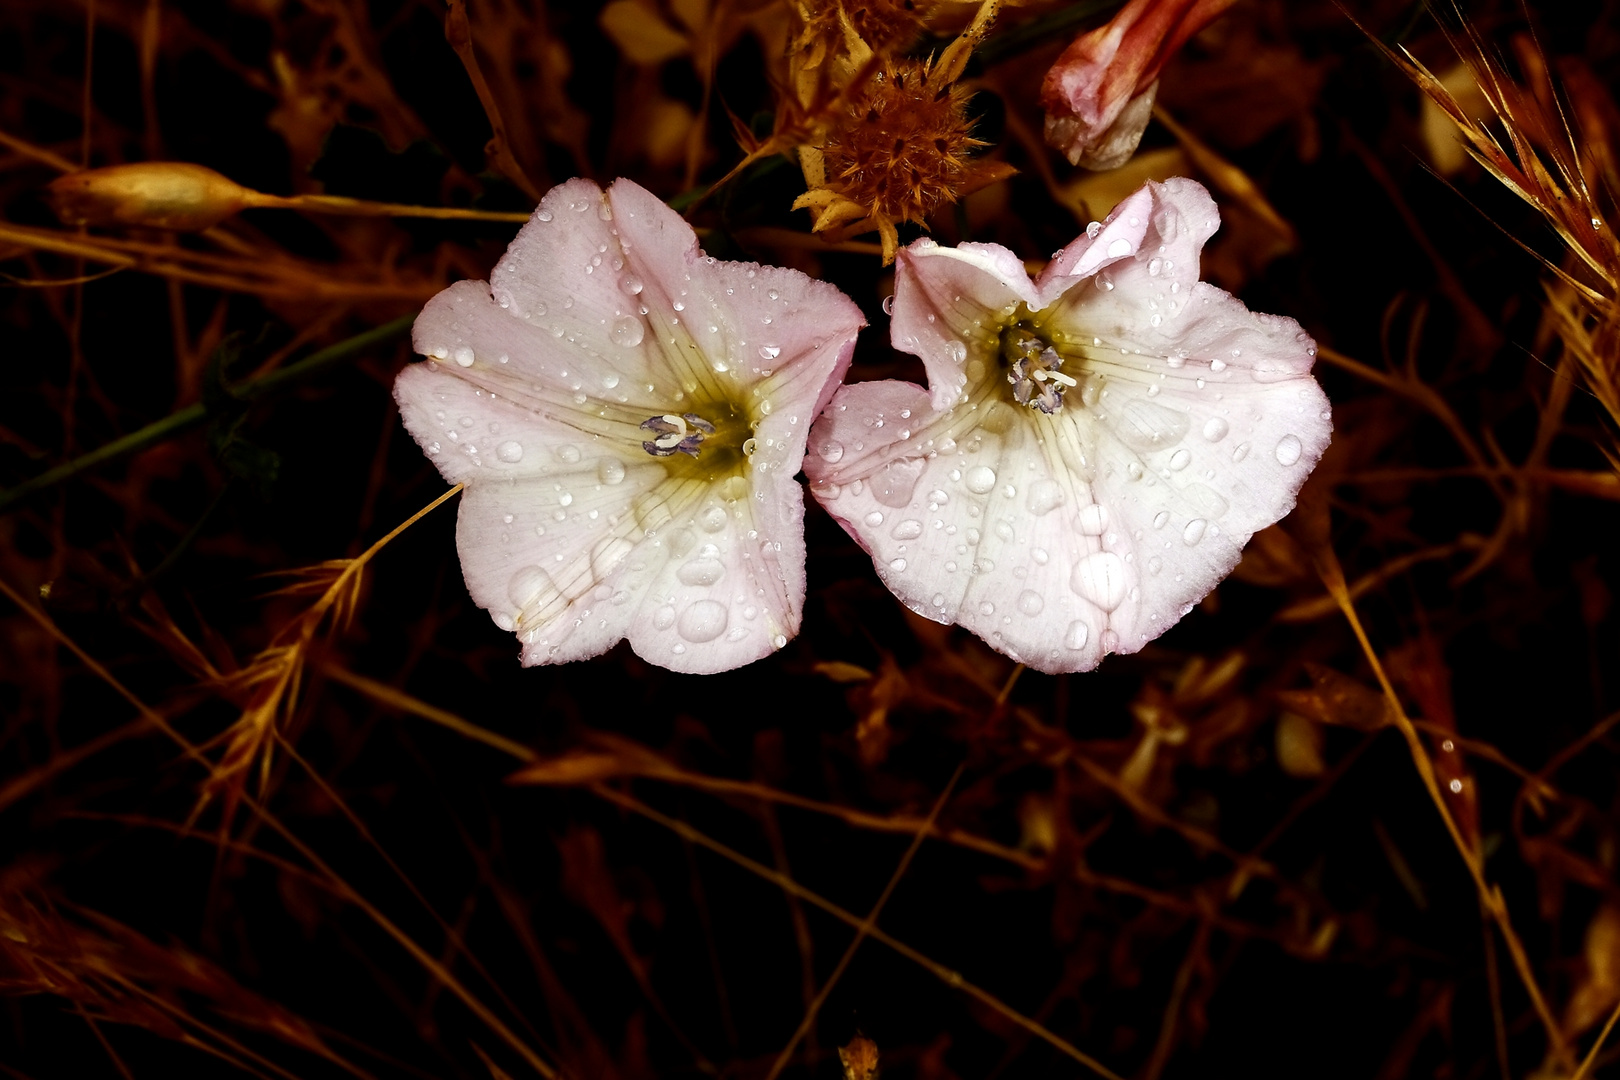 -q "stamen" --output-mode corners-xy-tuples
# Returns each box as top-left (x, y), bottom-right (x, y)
(641, 412), (717, 457)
